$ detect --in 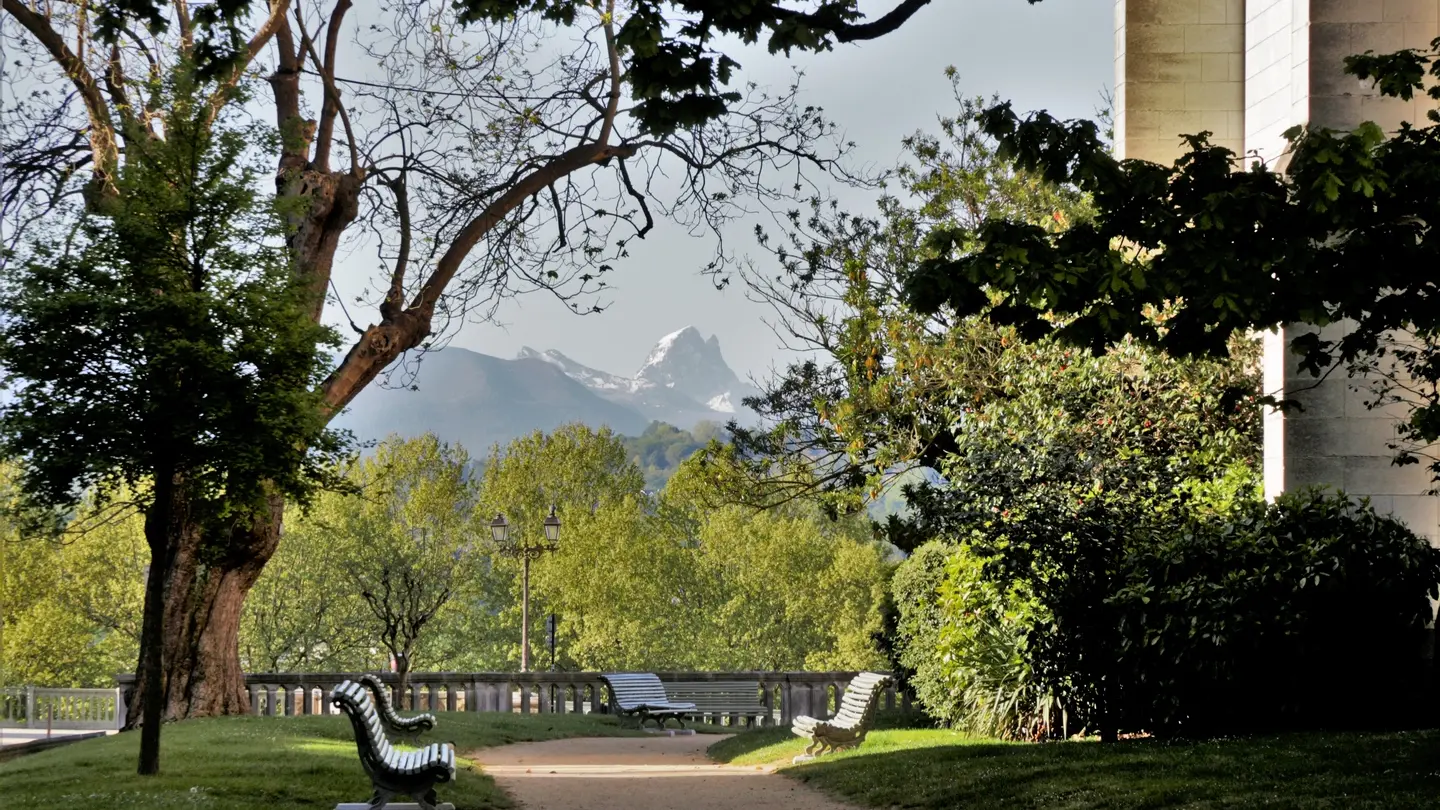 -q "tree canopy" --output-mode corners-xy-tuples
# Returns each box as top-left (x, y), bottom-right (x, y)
(899, 41), (1440, 477)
